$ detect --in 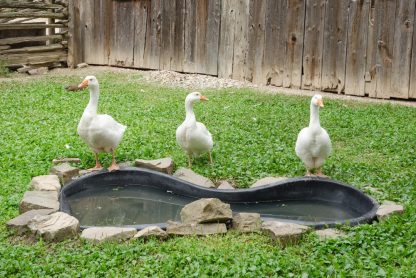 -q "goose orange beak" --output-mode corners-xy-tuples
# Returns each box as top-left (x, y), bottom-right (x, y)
(317, 99), (324, 107)
(200, 95), (208, 101)
(78, 79), (89, 89)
